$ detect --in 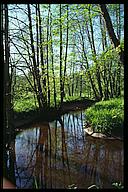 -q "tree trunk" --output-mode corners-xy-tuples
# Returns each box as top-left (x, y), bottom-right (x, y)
(116, 63), (121, 97)
(38, 4), (47, 109)
(100, 14), (108, 51)
(83, 44), (98, 100)
(88, 6), (103, 100)
(60, 4), (63, 104)
(77, 20), (99, 100)
(2, 4), (6, 148)
(99, 4), (124, 64)
(3, 4), (15, 182)
(62, 4), (69, 100)
(116, 4), (121, 40)
(49, 4), (57, 108)
(28, 4), (46, 110)
(99, 15), (109, 100)
(47, 5), (50, 107)
(4, 4), (15, 143)
(80, 65), (83, 97)
(72, 62), (75, 97)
